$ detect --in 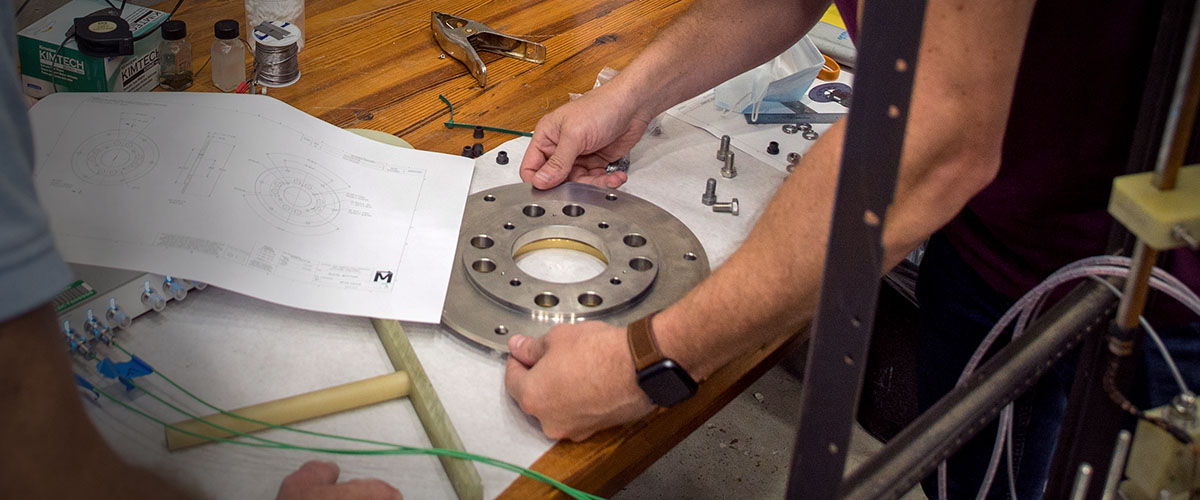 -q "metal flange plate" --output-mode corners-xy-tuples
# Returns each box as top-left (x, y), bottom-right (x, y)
(442, 182), (710, 352)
